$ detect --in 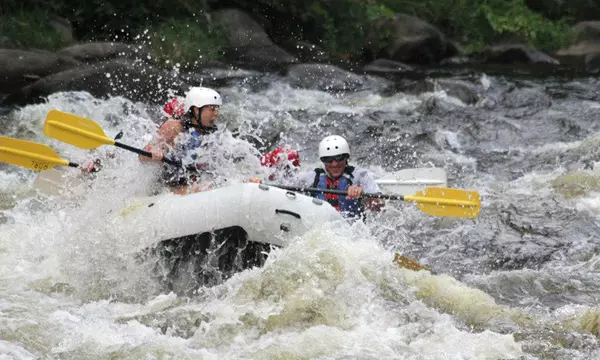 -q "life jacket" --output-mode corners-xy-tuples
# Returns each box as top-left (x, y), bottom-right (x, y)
(180, 127), (203, 154)
(174, 116), (217, 161)
(311, 166), (363, 219)
(161, 116), (216, 186)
